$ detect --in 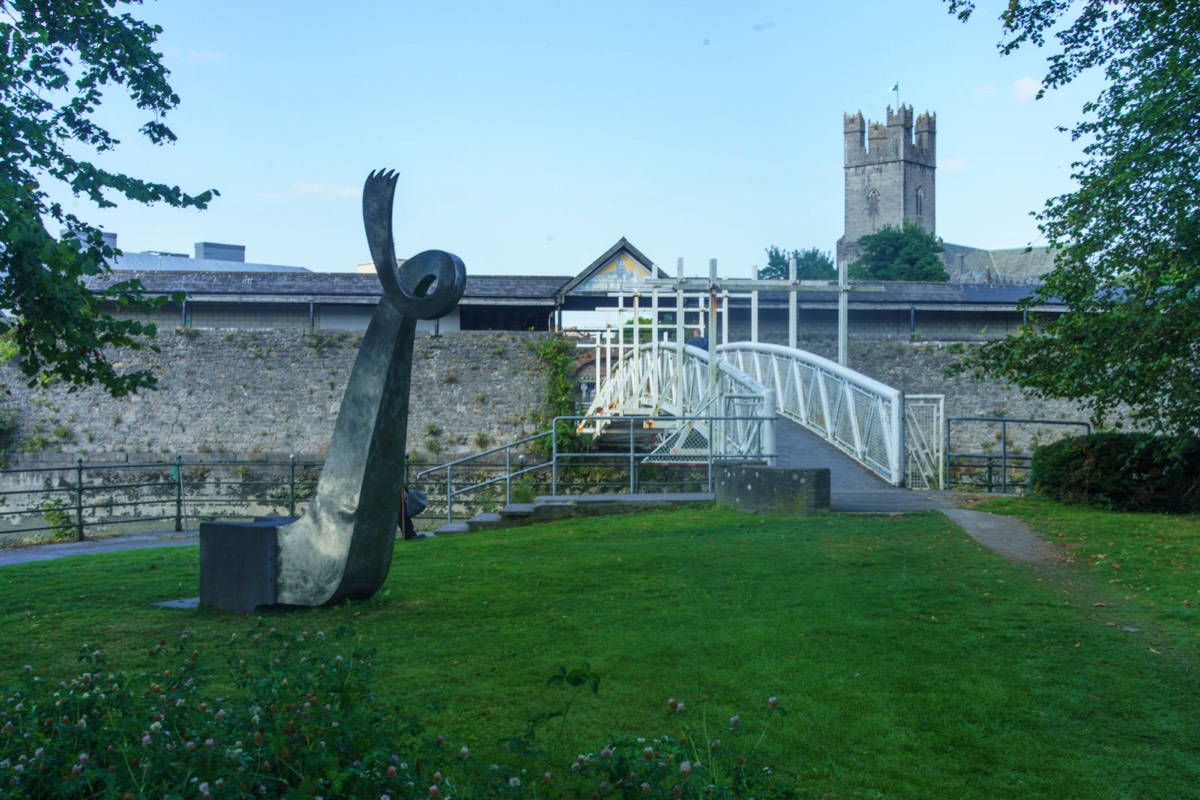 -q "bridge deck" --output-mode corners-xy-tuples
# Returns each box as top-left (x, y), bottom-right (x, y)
(774, 418), (937, 513)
